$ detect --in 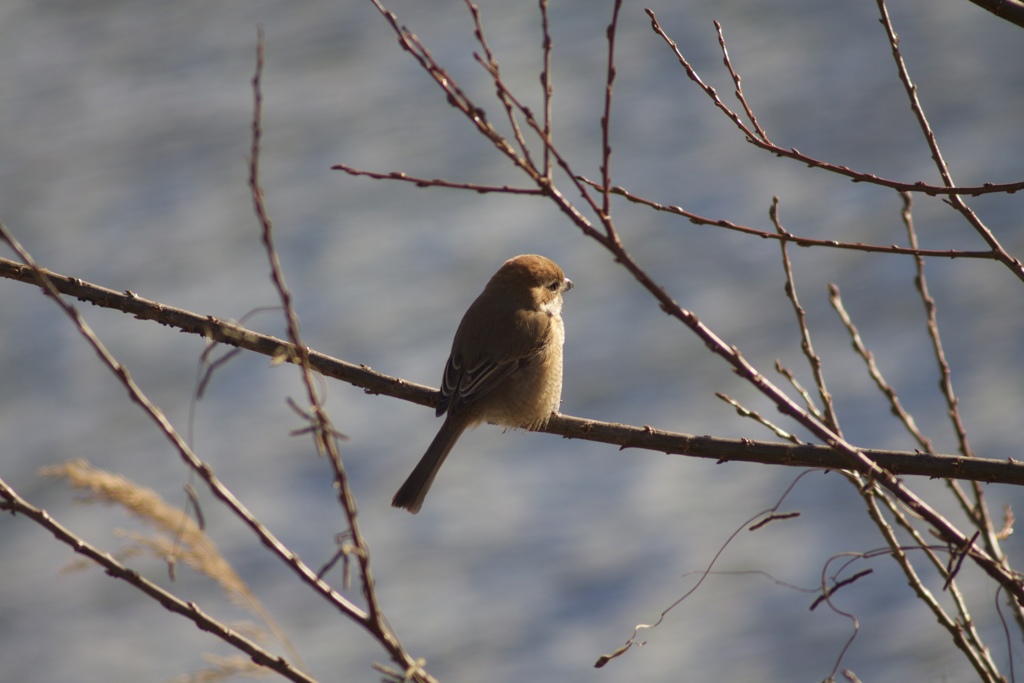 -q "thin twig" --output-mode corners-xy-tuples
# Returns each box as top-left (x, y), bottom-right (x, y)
(596, 471), (813, 667)
(772, 196), (841, 434)
(829, 267), (1004, 675)
(365, 0), (611, 249)
(860, 478), (1003, 681)
(331, 164), (544, 195)
(826, 212), (1005, 679)
(828, 283), (931, 451)
(465, 0), (537, 171)
(874, 0), (1024, 283)
(714, 20), (767, 141)
(644, 9), (1024, 202)
(575, 176), (997, 260)
(809, 569), (874, 611)
(716, 393), (801, 444)
(539, 0), (553, 179)
(249, 30), (432, 683)
(775, 200), (986, 675)
(775, 362), (827, 425)
(895, 193), (978, 521)
(599, 0), (623, 223)
(900, 191), (1024, 632)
